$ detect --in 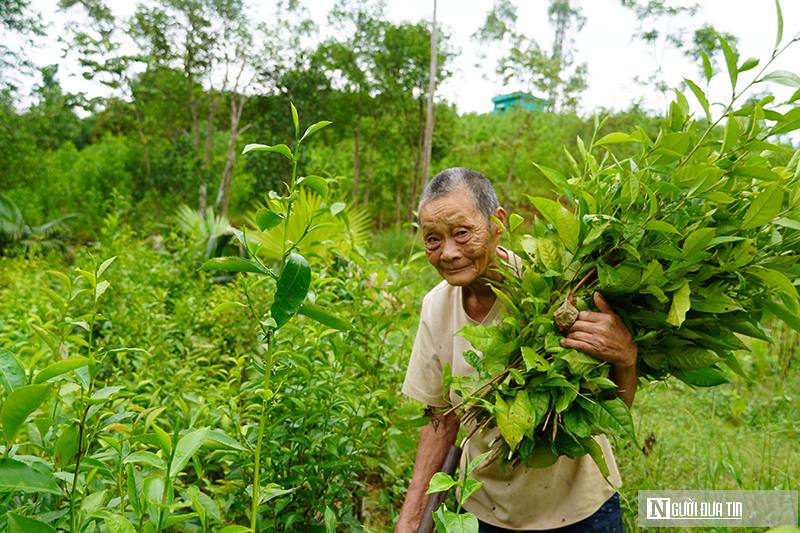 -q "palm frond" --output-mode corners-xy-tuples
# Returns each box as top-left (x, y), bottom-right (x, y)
(245, 190), (372, 261)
